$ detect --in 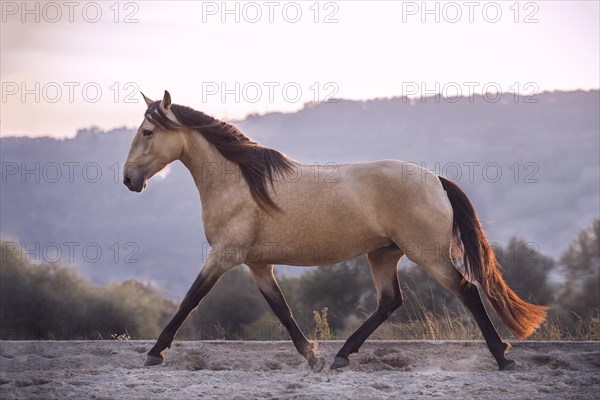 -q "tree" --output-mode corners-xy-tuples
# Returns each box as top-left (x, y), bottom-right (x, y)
(556, 220), (600, 328)
(495, 237), (556, 306)
(289, 257), (375, 333)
